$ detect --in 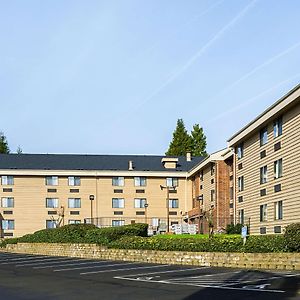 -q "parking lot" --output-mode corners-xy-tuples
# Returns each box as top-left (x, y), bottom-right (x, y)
(0, 252), (299, 299)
